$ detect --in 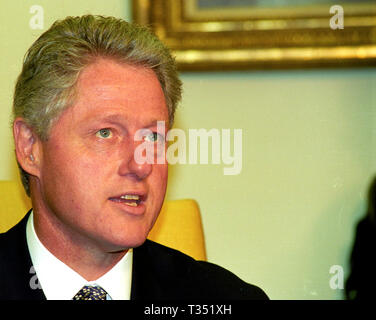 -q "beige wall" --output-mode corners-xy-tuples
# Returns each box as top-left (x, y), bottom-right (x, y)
(171, 70), (376, 299)
(1, 0), (375, 299)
